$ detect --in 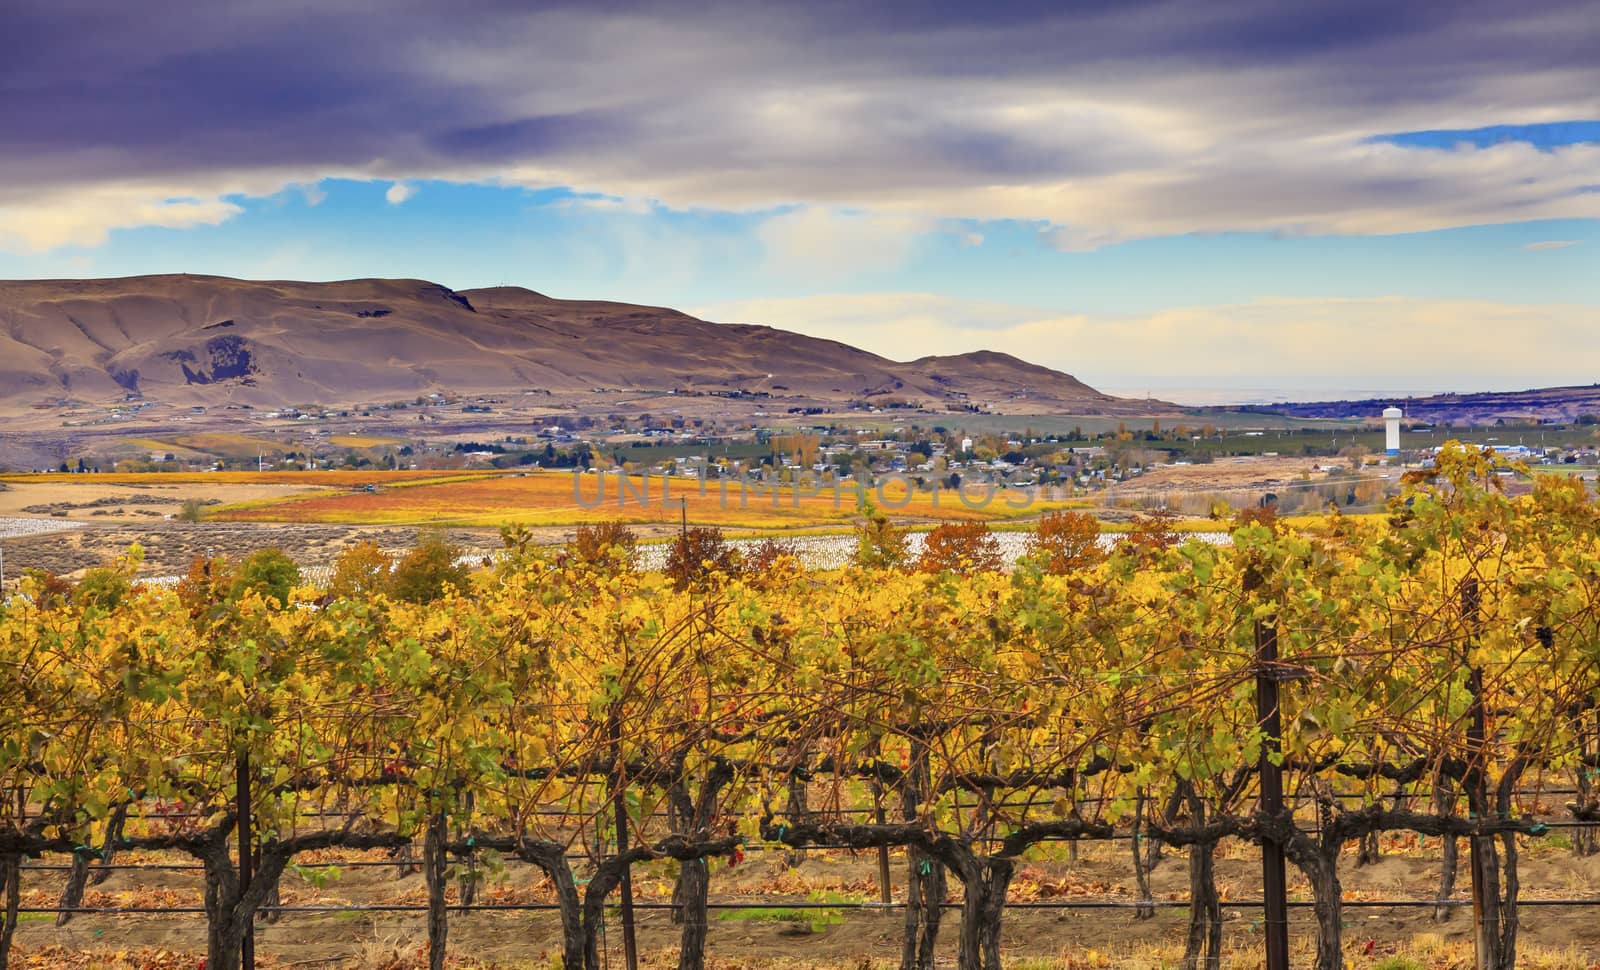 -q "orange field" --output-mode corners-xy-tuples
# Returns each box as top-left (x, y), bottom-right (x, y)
(213, 471), (1066, 528)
